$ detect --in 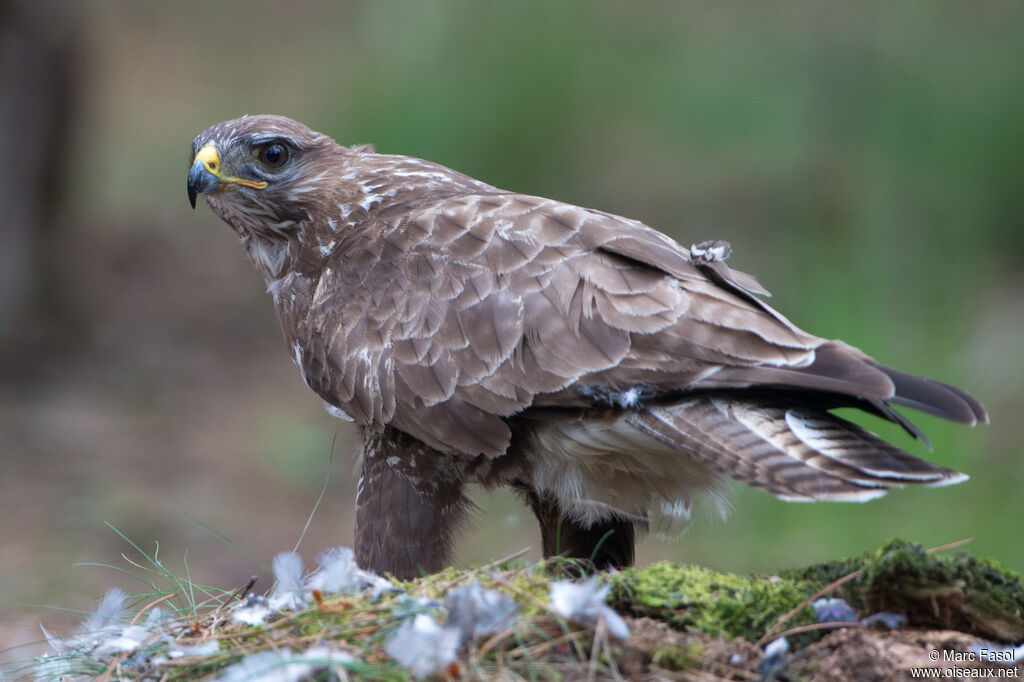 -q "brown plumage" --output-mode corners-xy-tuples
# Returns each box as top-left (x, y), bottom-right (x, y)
(188, 115), (987, 579)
